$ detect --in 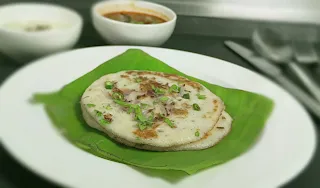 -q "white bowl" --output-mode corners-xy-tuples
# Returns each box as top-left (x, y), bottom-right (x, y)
(0, 3), (83, 63)
(91, 0), (177, 46)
